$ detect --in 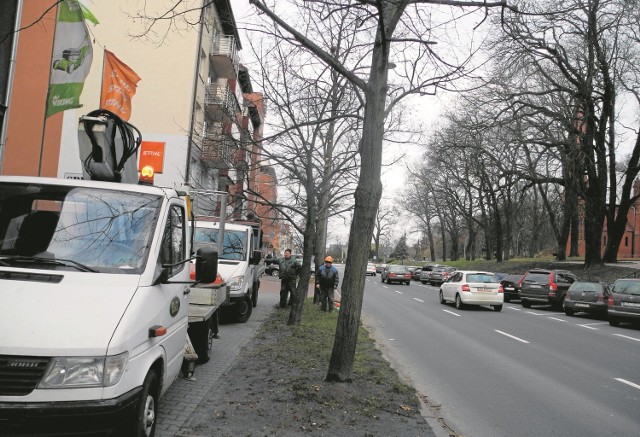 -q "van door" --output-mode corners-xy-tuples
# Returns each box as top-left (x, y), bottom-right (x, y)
(156, 203), (190, 384)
